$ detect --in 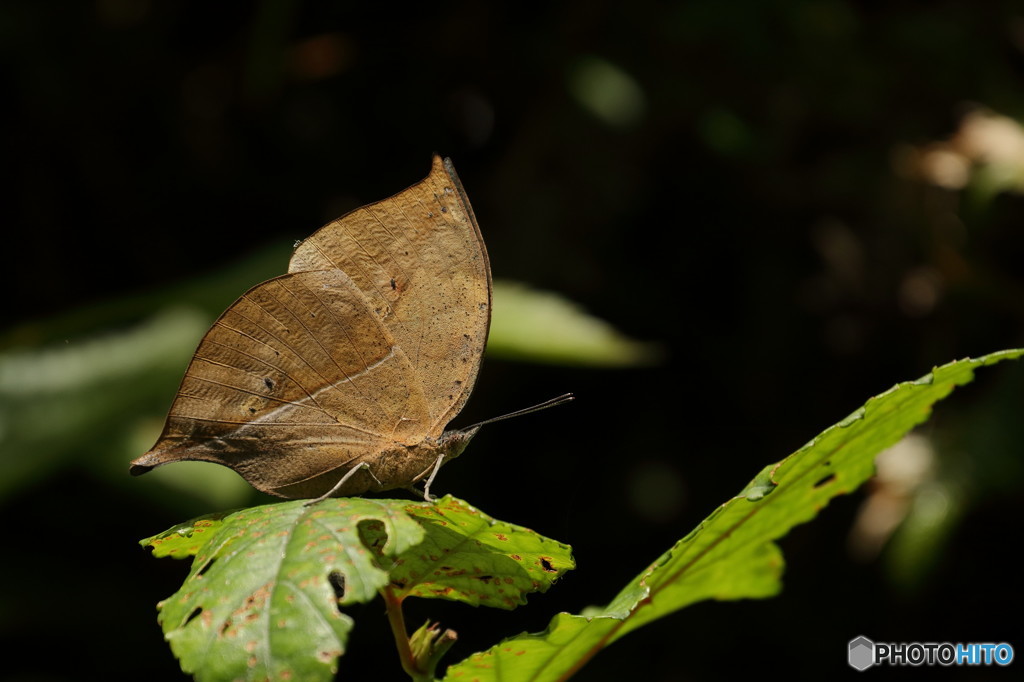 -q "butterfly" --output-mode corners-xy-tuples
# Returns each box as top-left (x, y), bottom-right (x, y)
(130, 156), (570, 502)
